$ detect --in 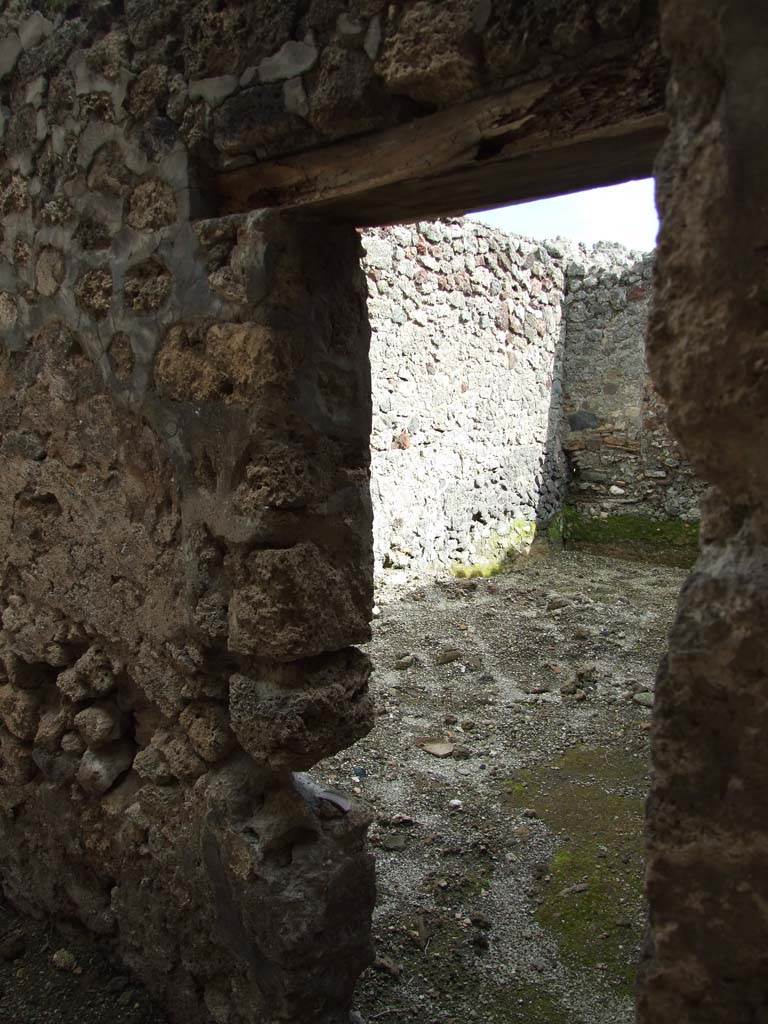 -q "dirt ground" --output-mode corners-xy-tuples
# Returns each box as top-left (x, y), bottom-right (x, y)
(0, 546), (685, 1024)
(317, 545), (684, 1024)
